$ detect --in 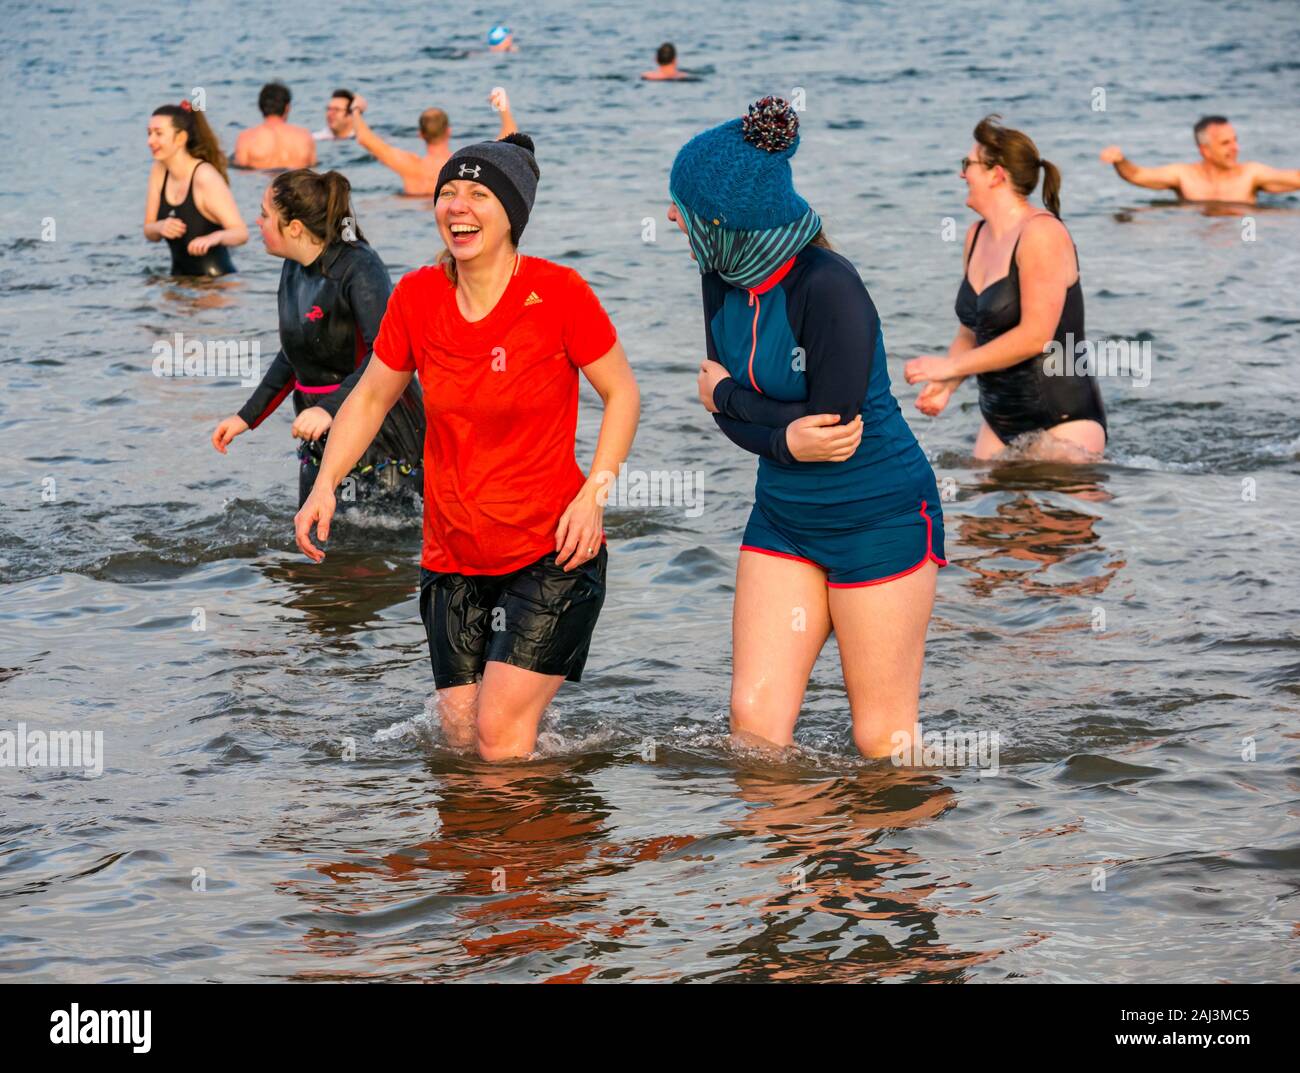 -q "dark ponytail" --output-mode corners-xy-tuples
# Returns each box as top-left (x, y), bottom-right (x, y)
(1039, 158), (1061, 218)
(973, 114), (1062, 218)
(269, 169), (366, 247)
(153, 103), (229, 181)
